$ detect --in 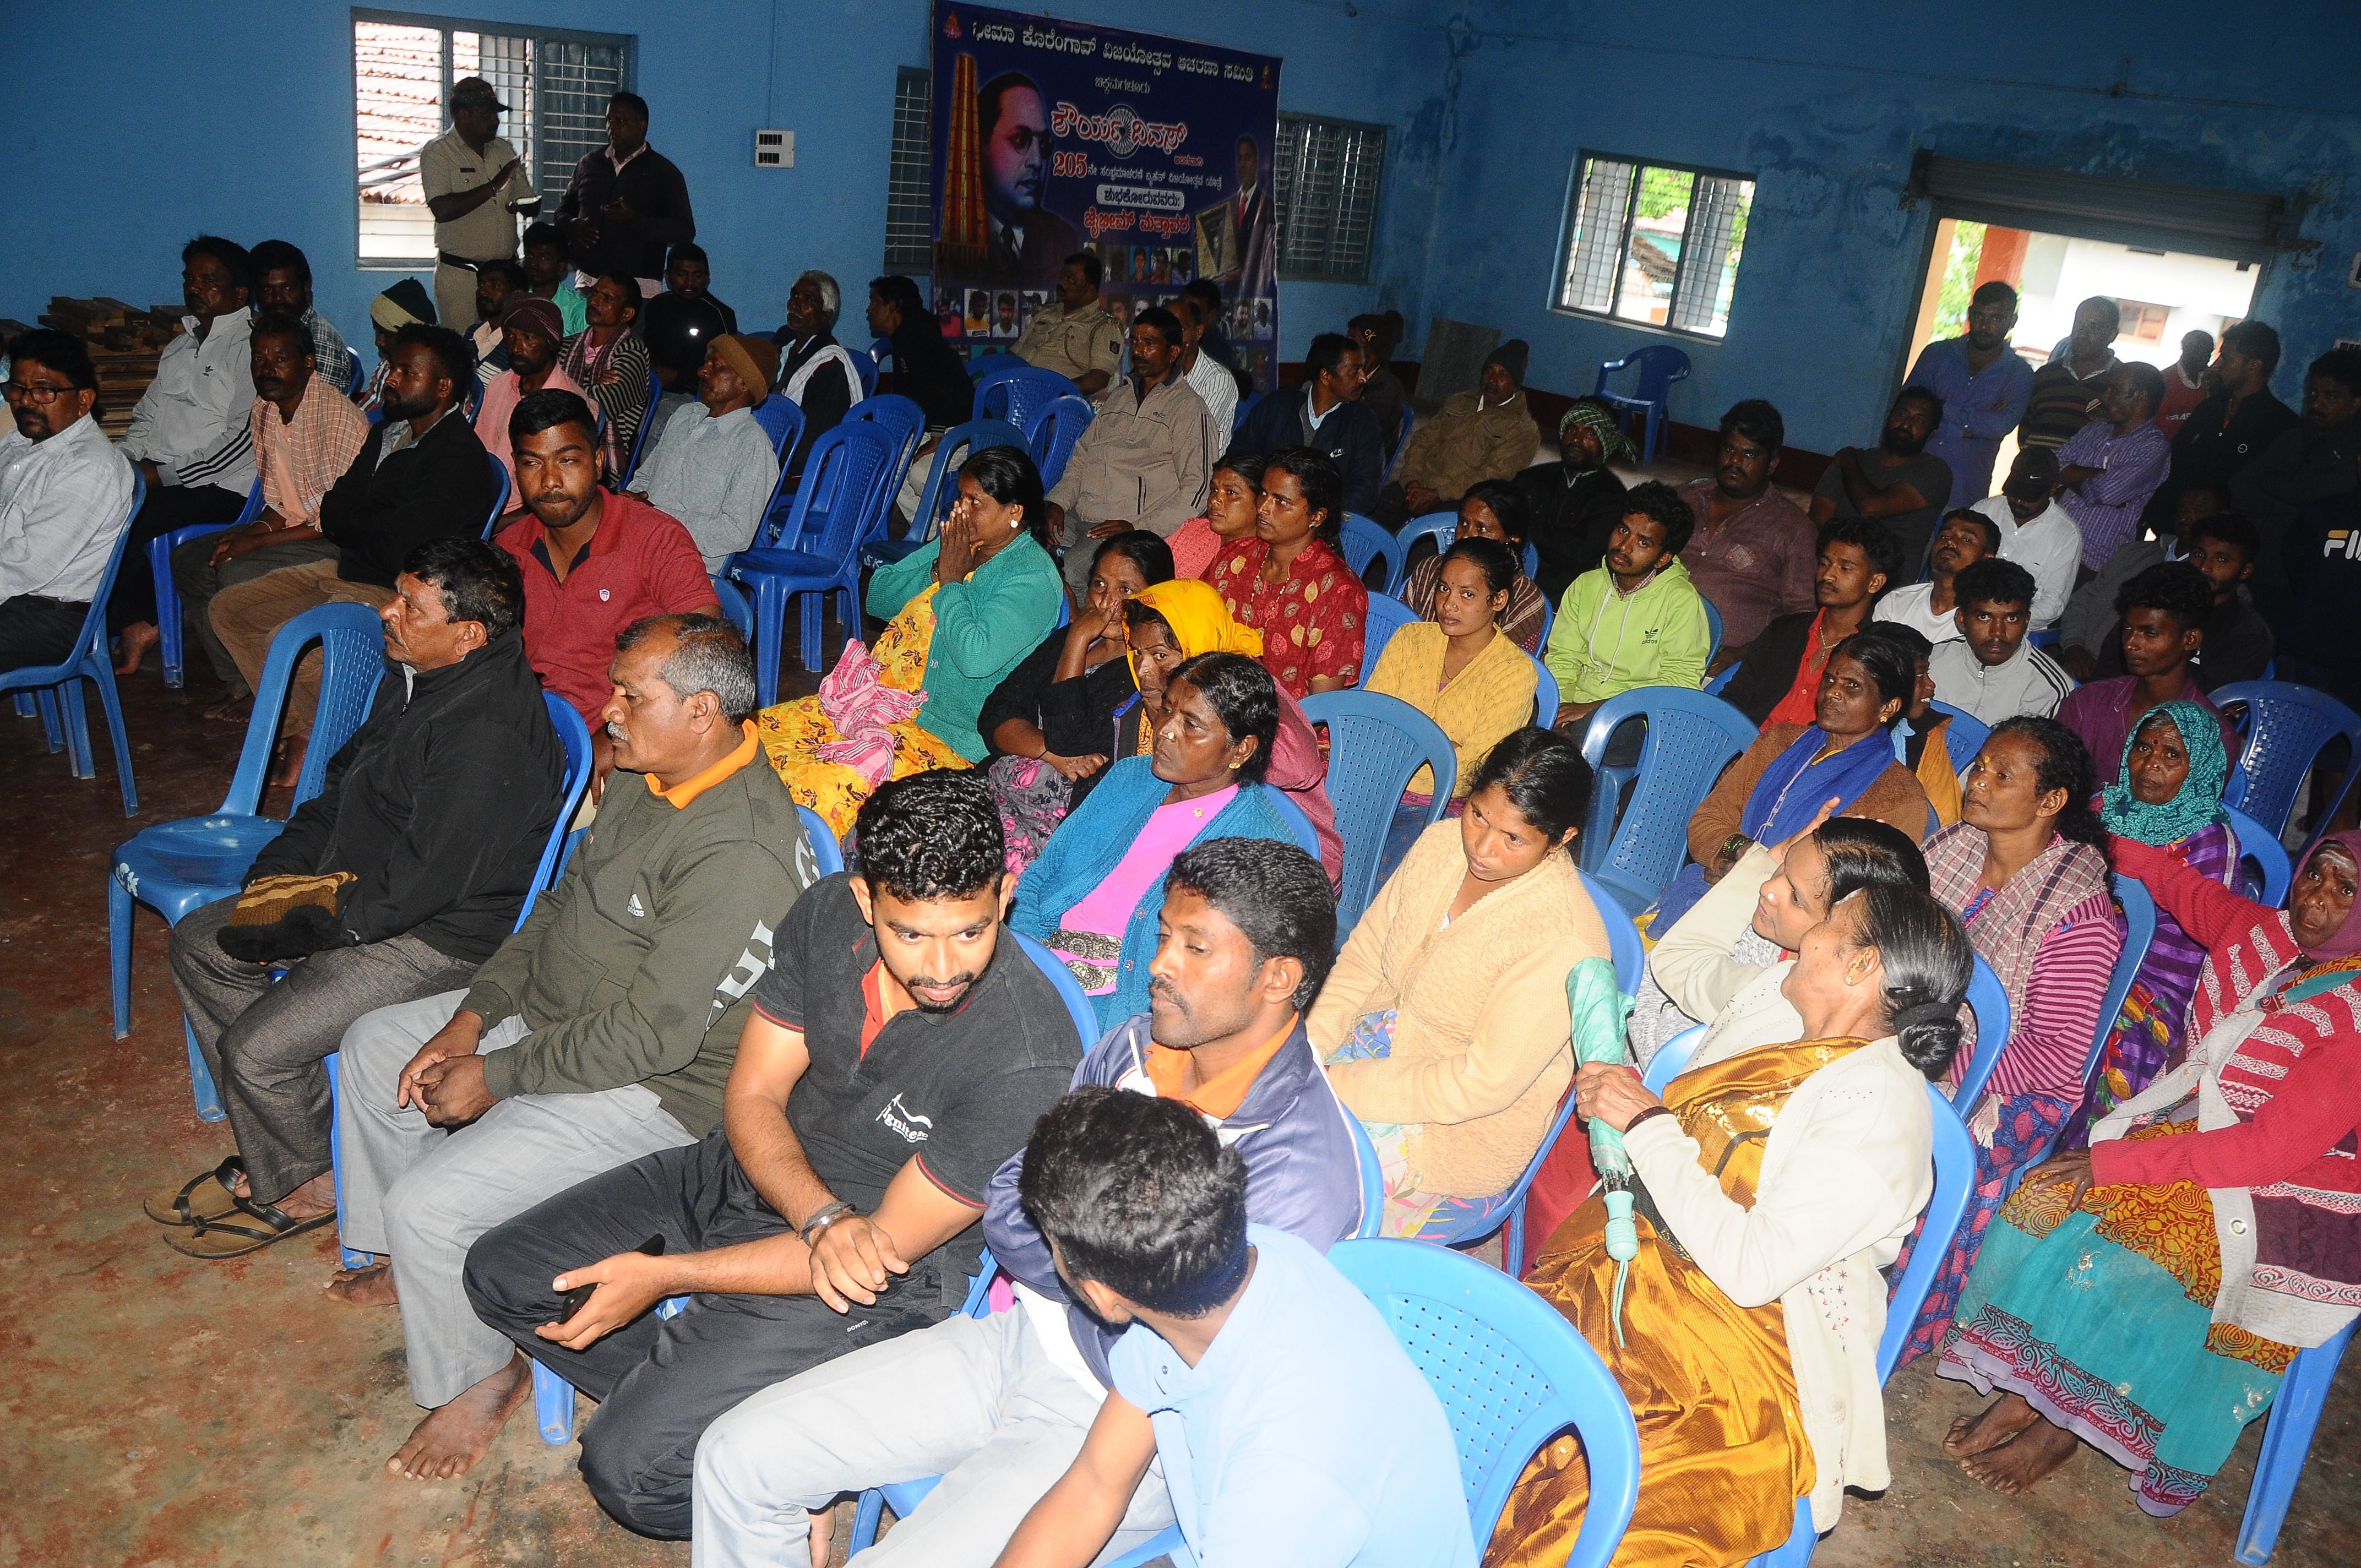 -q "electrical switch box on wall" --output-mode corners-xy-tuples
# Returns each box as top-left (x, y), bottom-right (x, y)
(754, 129), (795, 169)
